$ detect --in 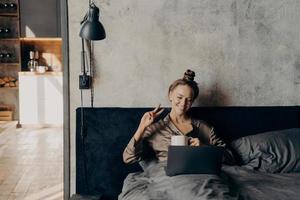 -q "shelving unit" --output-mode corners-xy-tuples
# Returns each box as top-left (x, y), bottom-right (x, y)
(0, 0), (21, 122)
(0, 0), (21, 67)
(1, 0), (62, 126)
